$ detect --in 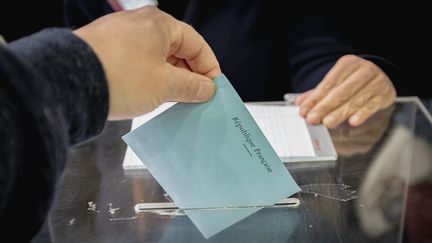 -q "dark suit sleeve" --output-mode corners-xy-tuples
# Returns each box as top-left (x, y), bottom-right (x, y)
(286, 16), (403, 93)
(0, 28), (108, 242)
